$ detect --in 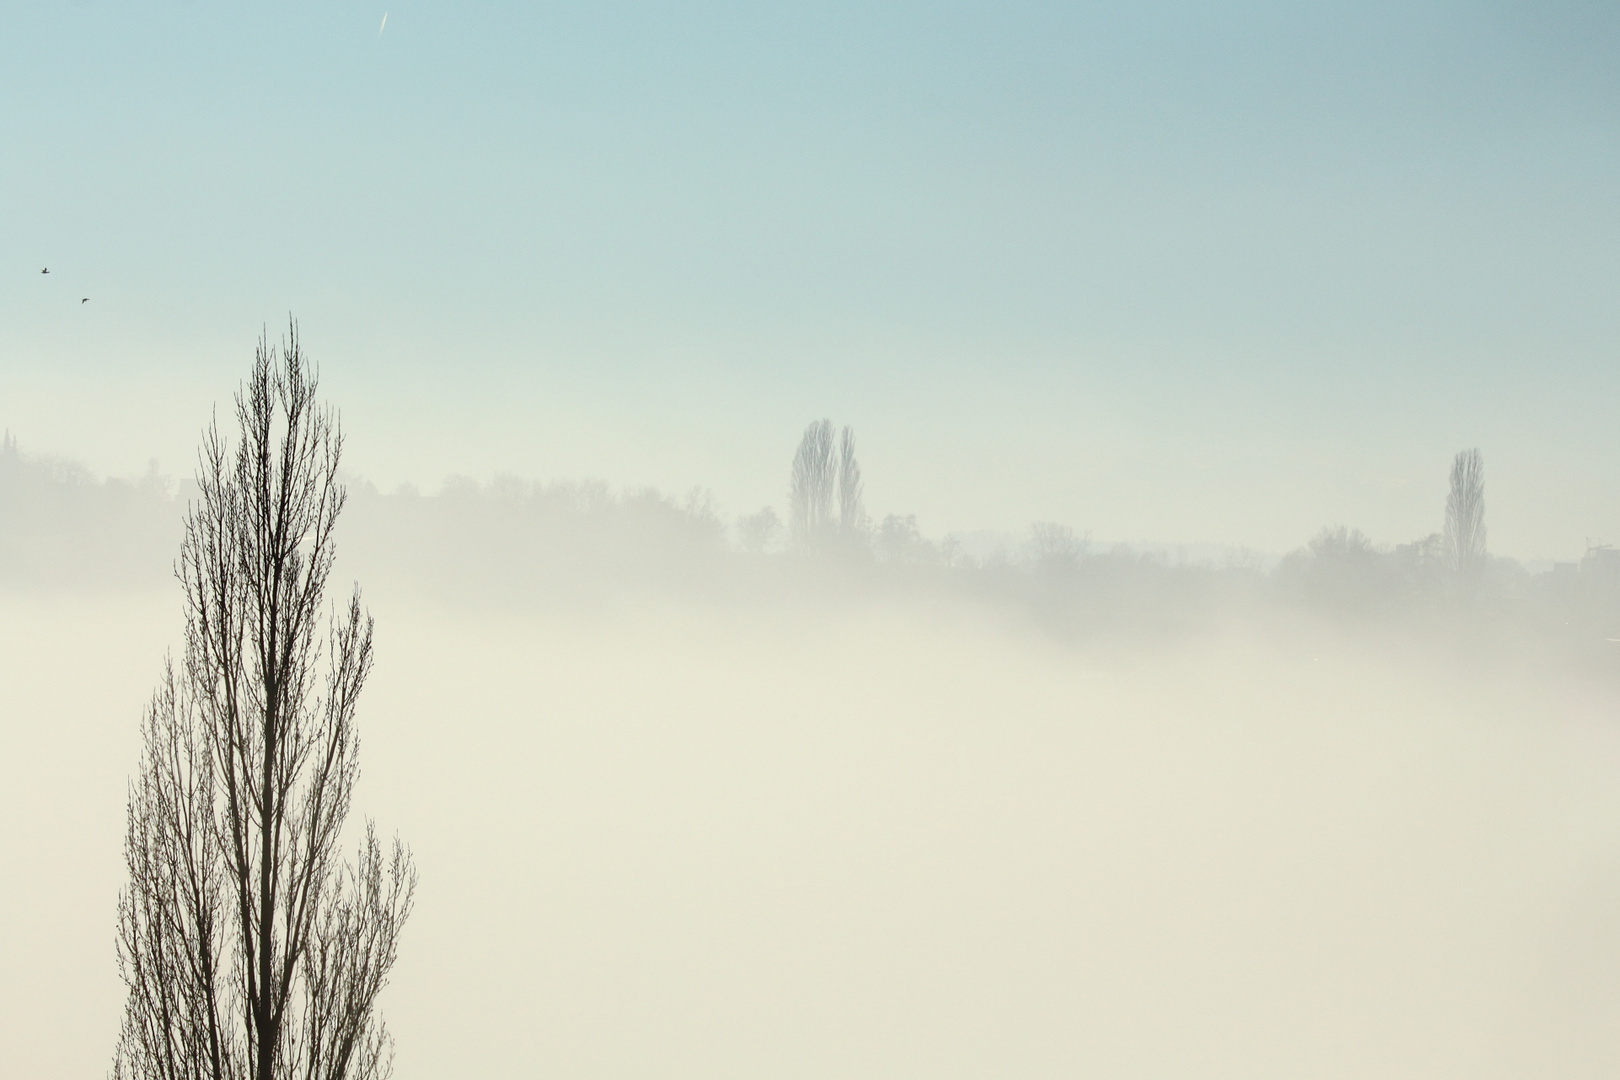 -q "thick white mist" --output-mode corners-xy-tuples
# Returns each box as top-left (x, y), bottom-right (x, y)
(7, 562), (1620, 1079)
